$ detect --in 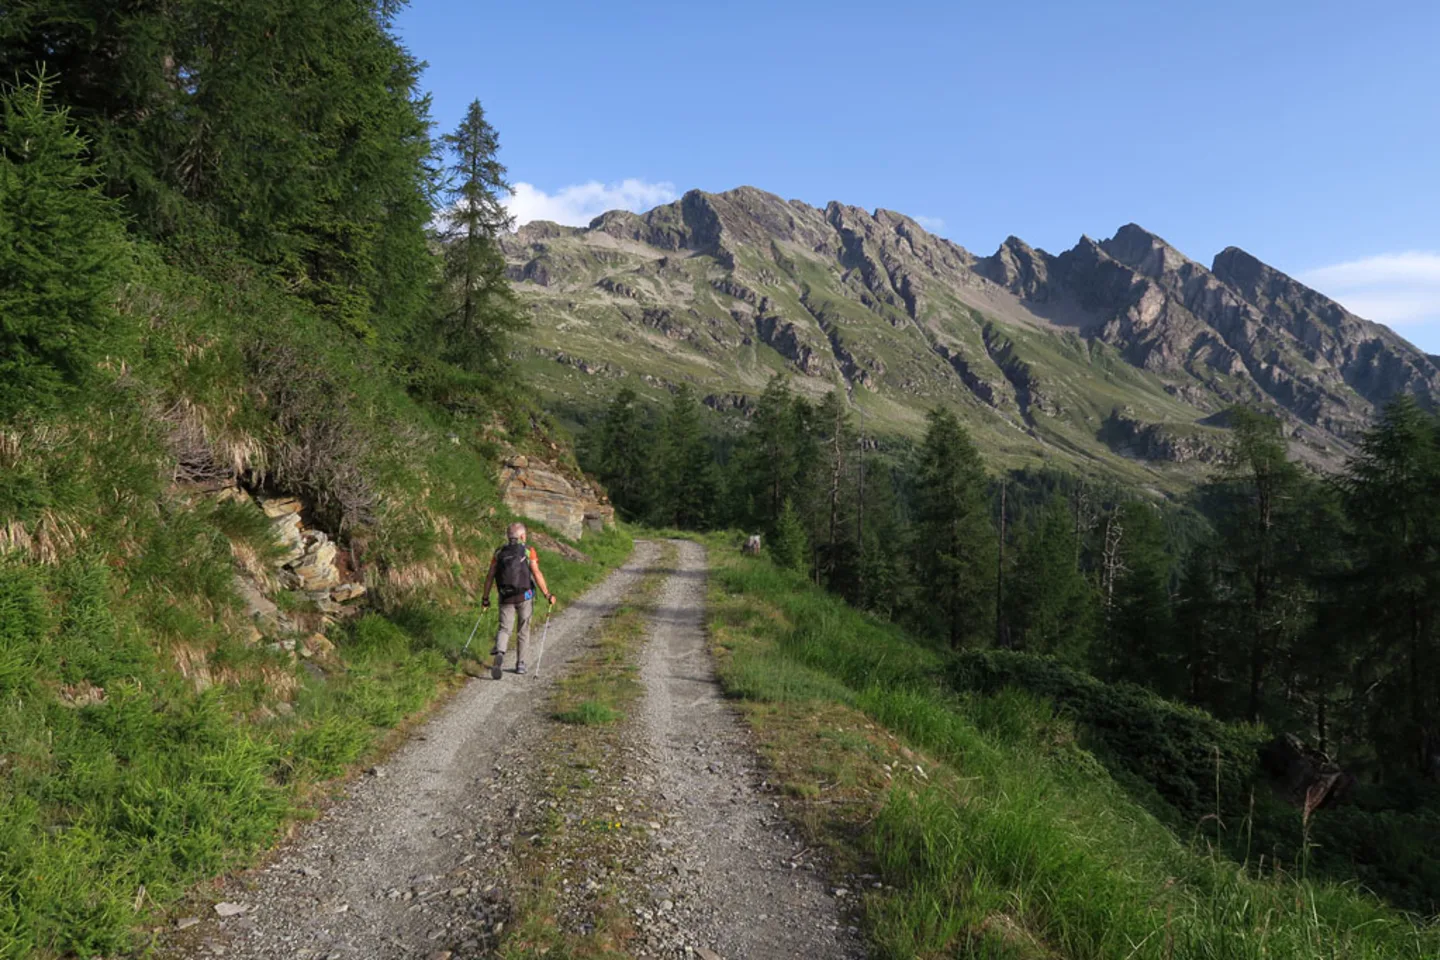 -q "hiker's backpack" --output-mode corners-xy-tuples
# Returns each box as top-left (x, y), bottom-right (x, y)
(495, 542), (533, 601)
